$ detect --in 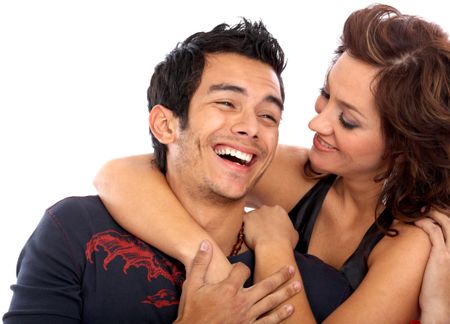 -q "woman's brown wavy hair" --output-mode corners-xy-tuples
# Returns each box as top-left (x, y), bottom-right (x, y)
(305, 4), (450, 228)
